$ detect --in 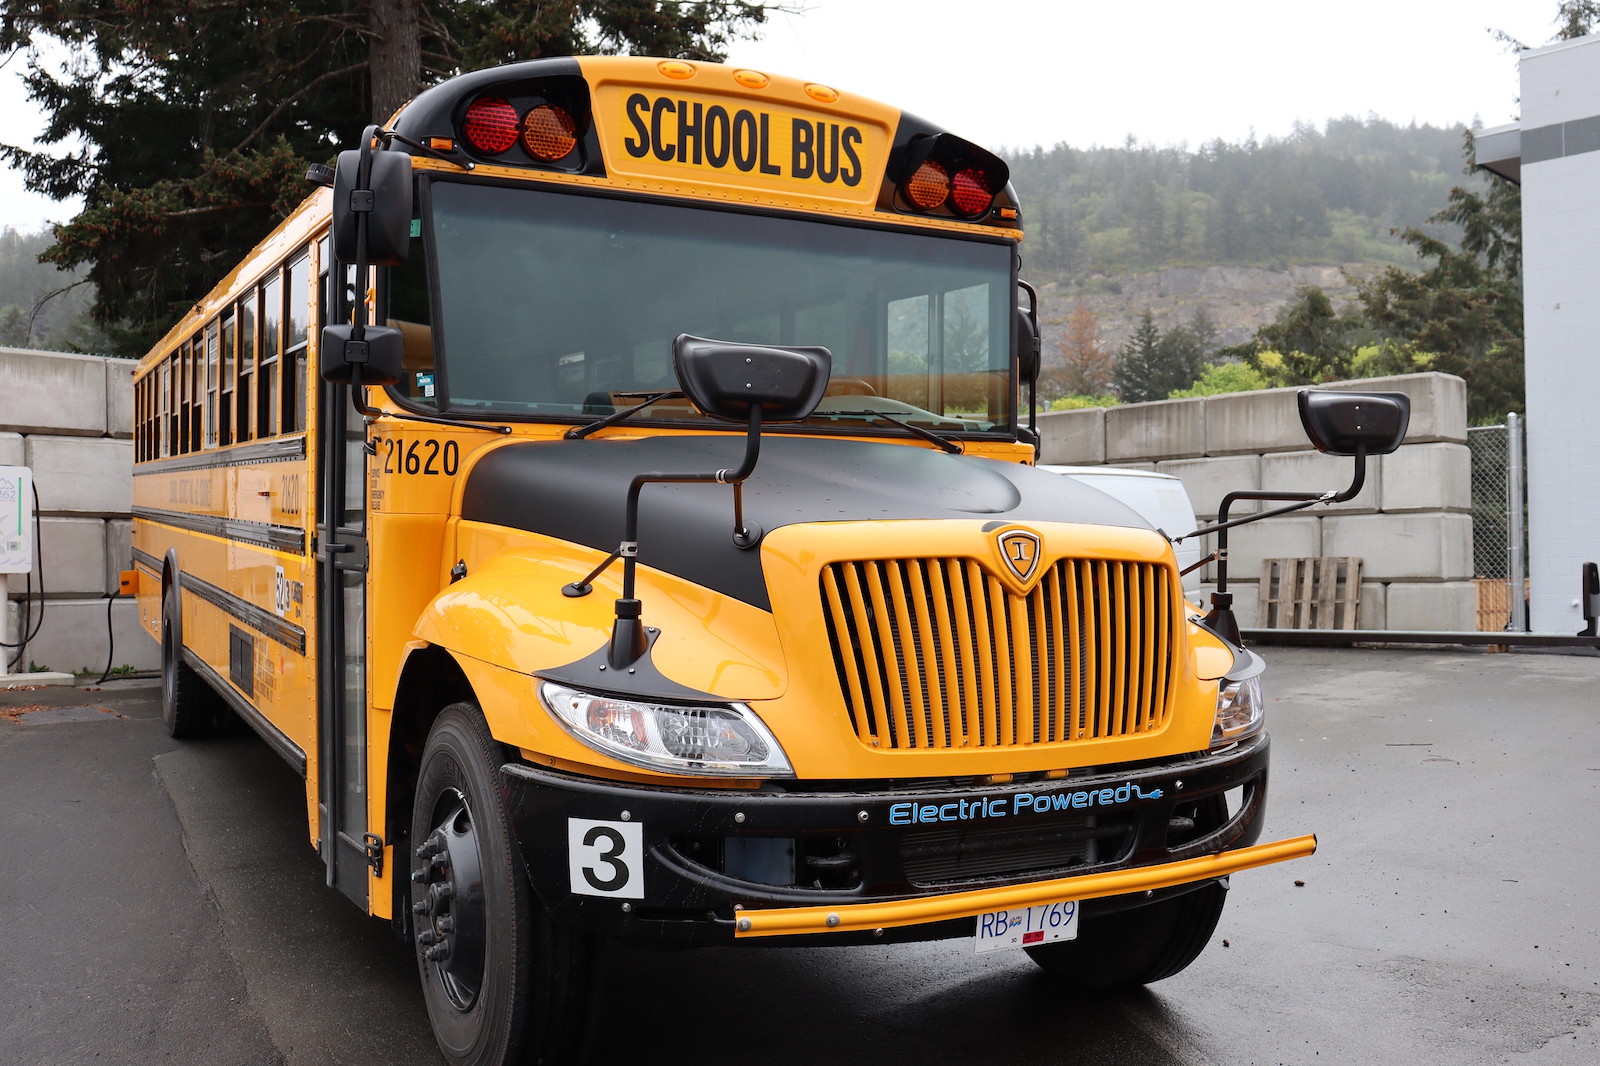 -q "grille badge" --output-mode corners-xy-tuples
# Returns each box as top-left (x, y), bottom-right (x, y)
(994, 528), (1043, 592)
